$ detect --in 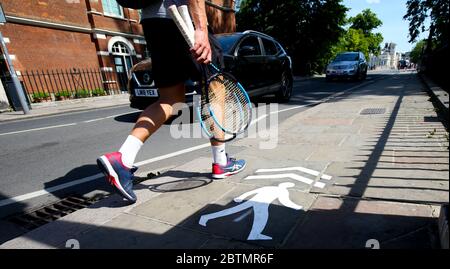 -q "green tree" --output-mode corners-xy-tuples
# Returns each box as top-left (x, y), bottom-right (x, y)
(349, 9), (383, 35)
(409, 40), (426, 63)
(337, 29), (369, 55)
(404, 0), (449, 45)
(332, 9), (384, 60)
(405, 0), (448, 89)
(236, 0), (348, 75)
